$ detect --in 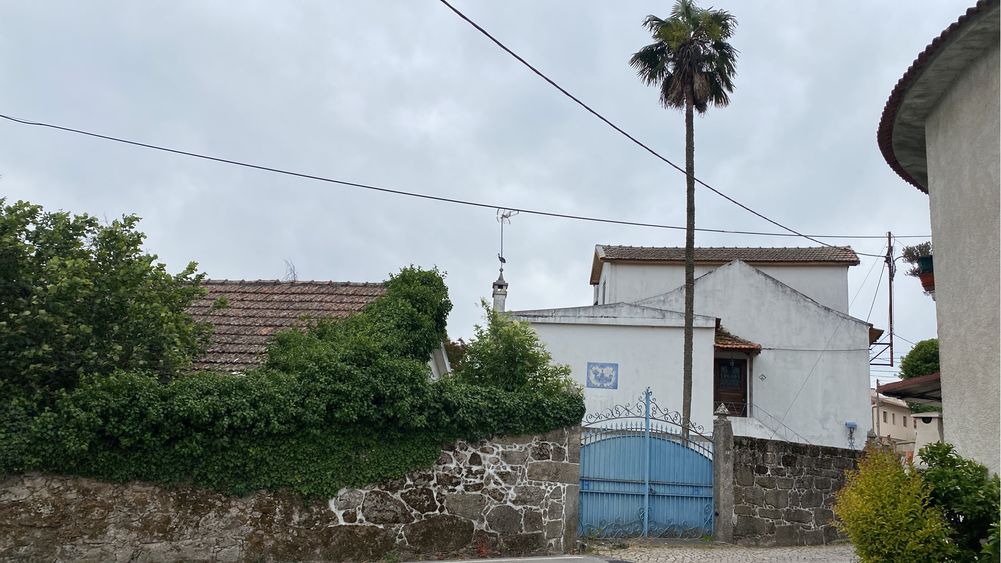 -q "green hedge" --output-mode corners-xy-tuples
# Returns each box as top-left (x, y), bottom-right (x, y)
(0, 268), (585, 498)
